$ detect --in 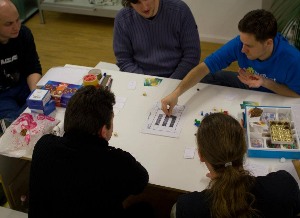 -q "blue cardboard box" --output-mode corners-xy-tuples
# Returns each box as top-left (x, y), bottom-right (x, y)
(31, 100), (56, 116)
(27, 89), (51, 110)
(41, 81), (82, 108)
(245, 106), (300, 159)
